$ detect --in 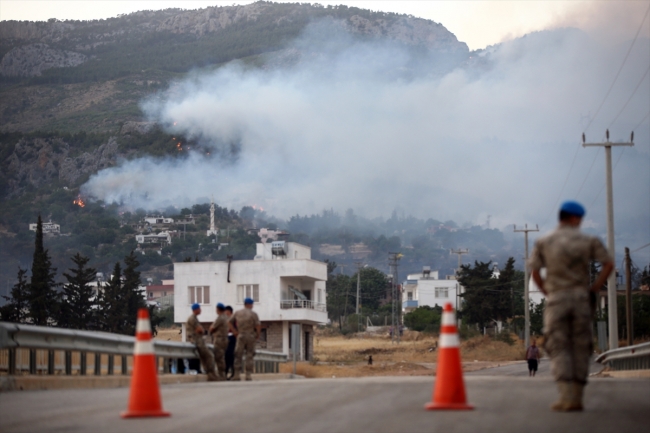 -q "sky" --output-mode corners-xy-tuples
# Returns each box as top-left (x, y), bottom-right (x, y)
(0, 0), (648, 50)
